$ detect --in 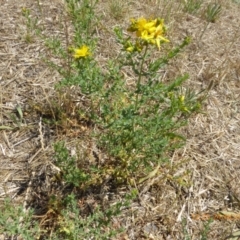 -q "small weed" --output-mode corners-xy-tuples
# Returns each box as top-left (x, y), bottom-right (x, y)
(50, 193), (135, 240)
(3, 104), (25, 130)
(181, 218), (191, 240)
(65, 0), (98, 42)
(199, 3), (222, 42)
(200, 219), (213, 240)
(21, 7), (40, 43)
(0, 199), (39, 240)
(54, 142), (90, 187)
(0, 193), (132, 239)
(183, 0), (203, 15)
(205, 3), (222, 23)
